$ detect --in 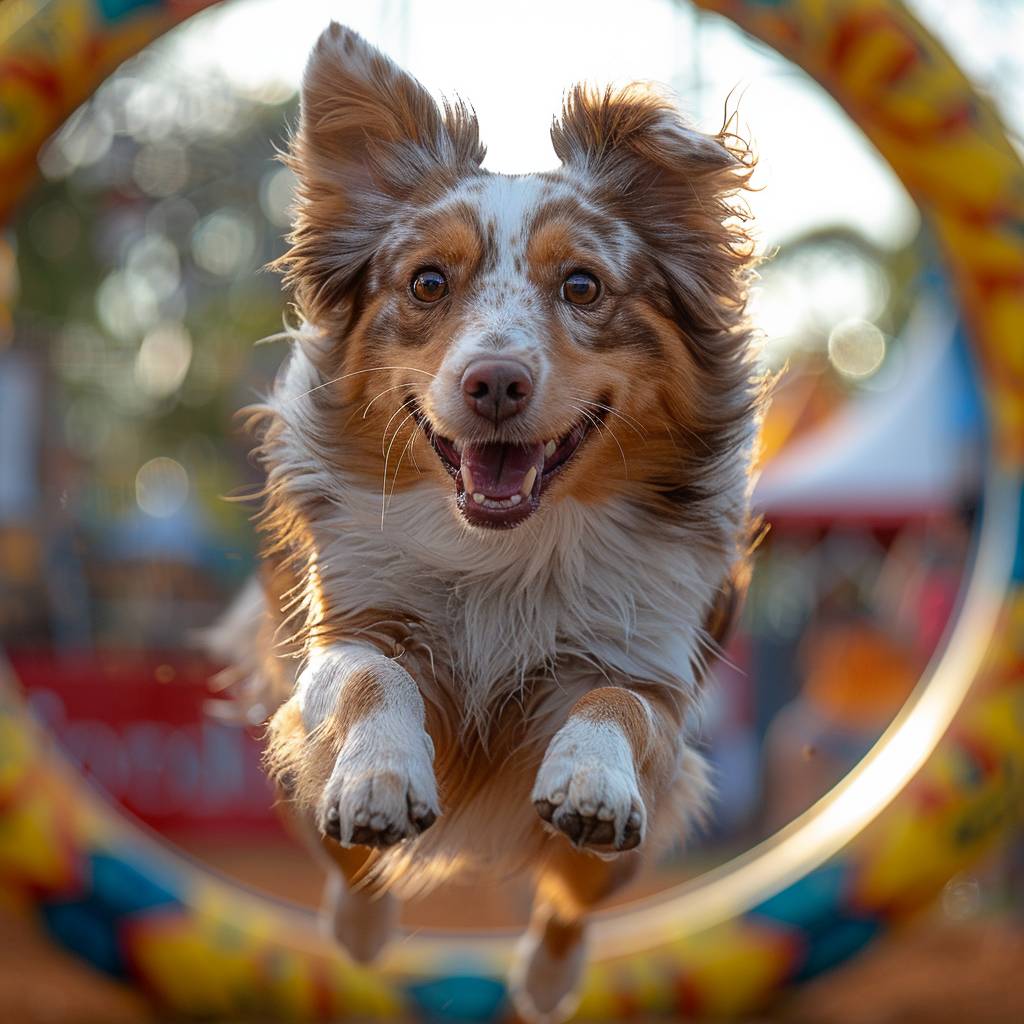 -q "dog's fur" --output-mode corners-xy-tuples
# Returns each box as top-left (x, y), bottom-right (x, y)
(225, 23), (763, 1021)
